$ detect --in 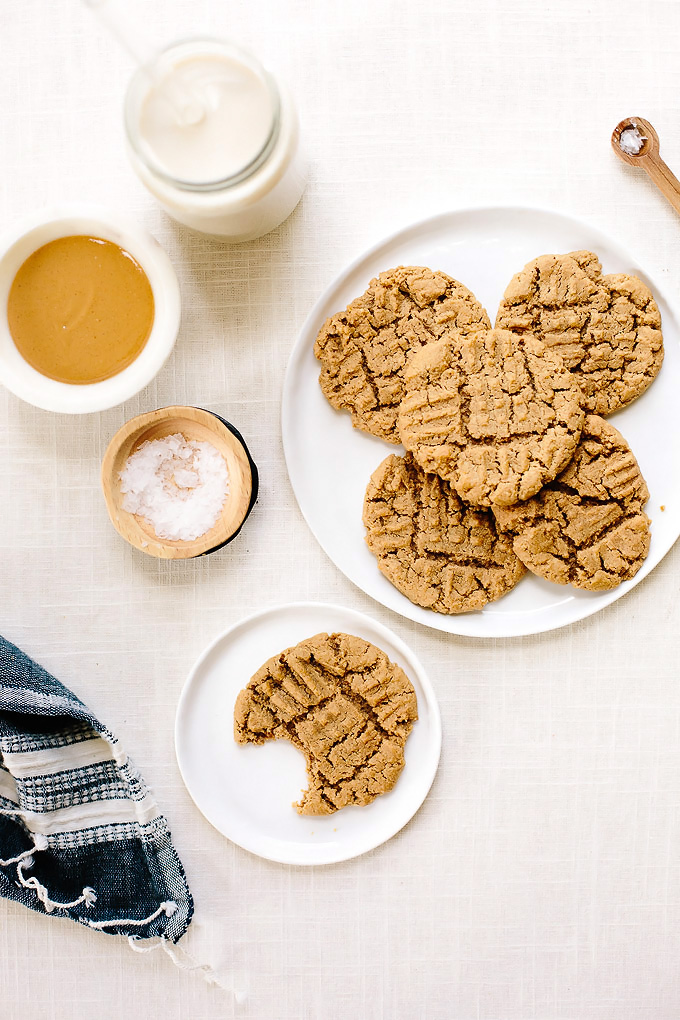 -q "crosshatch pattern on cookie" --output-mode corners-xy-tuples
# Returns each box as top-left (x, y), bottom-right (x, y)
(495, 250), (664, 415)
(362, 453), (525, 614)
(397, 329), (585, 507)
(234, 632), (418, 815)
(493, 415), (651, 591)
(314, 265), (491, 443)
